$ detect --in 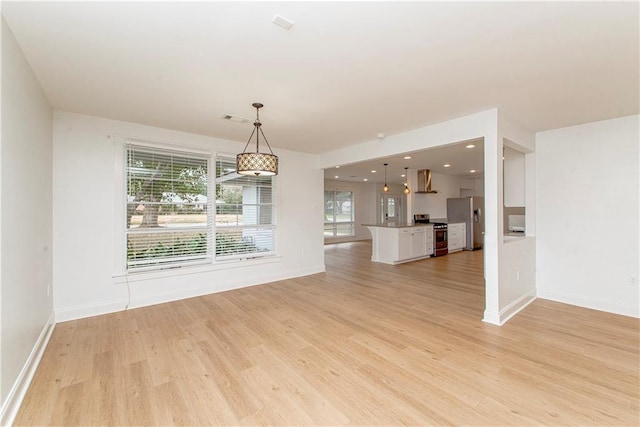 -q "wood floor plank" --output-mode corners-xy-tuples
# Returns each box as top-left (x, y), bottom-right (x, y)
(247, 343), (351, 426)
(81, 350), (118, 426)
(238, 364), (317, 426)
(14, 241), (640, 425)
(293, 344), (427, 425)
(139, 335), (181, 387)
(58, 325), (96, 387)
(194, 339), (262, 420)
(121, 360), (157, 425)
(49, 382), (84, 426)
(151, 380), (199, 426)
